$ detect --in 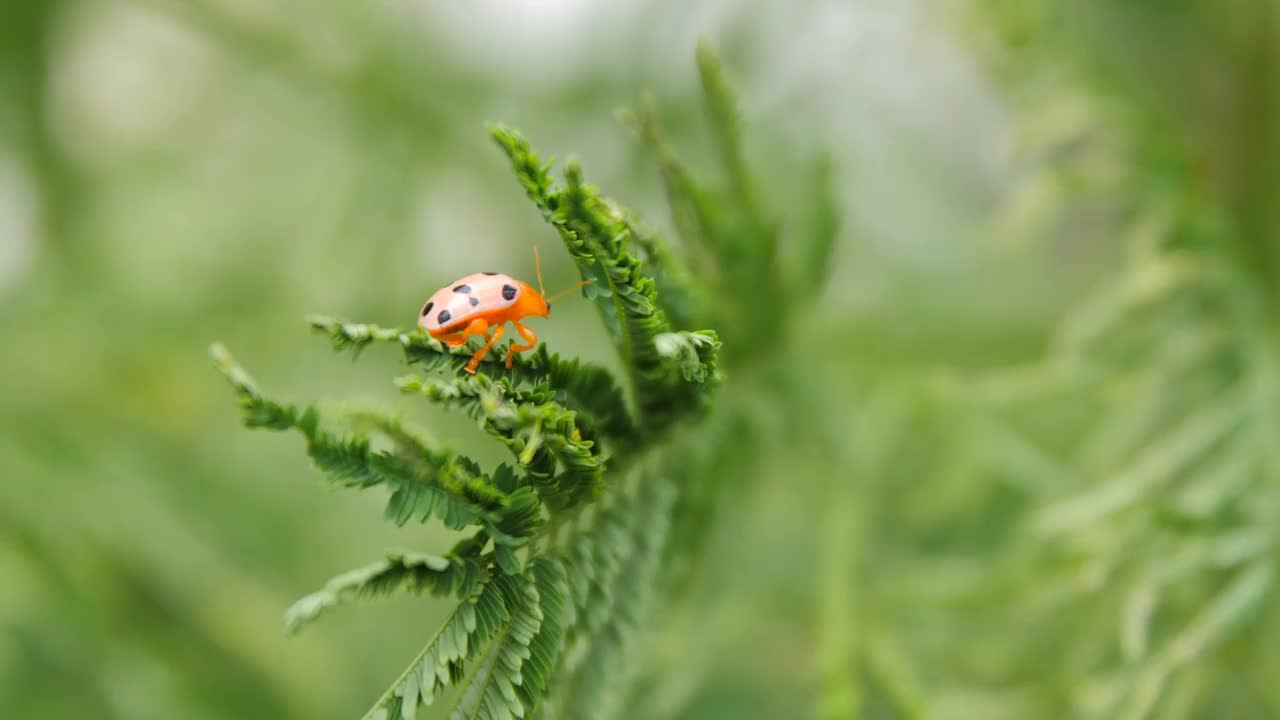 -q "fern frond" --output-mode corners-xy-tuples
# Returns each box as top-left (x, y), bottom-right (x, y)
(286, 548), (489, 636)
(654, 331), (721, 385)
(519, 557), (570, 711)
(210, 342), (303, 430)
(618, 95), (719, 280)
(619, 216), (706, 332)
(698, 43), (782, 333)
(937, 17), (1280, 708)
(211, 49), (755, 715)
(508, 345), (634, 447)
(695, 41), (762, 231)
(511, 488), (650, 720)
(365, 572), (513, 720)
(562, 162), (720, 427)
(306, 315), (417, 358)
(491, 128), (721, 432)
(490, 487), (546, 547)
(555, 476), (675, 720)
(397, 373), (604, 512)
(796, 153), (841, 295)
(623, 43), (787, 352)
(211, 343), (526, 539)
(560, 498), (639, 658)
(448, 571), (543, 720)
(555, 161), (660, 353)
(309, 316), (635, 447)
(489, 126), (619, 336)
